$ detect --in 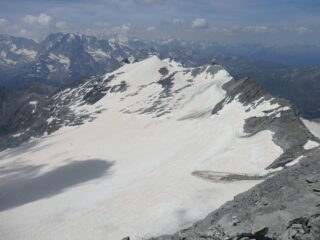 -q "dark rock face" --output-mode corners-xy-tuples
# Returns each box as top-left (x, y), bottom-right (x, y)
(159, 67), (169, 77)
(82, 79), (111, 105)
(157, 72), (175, 96)
(232, 228), (274, 240)
(283, 215), (320, 240)
(212, 77), (271, 114)
(212, 77), (318, 169)
(0, 83), (55, 150)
